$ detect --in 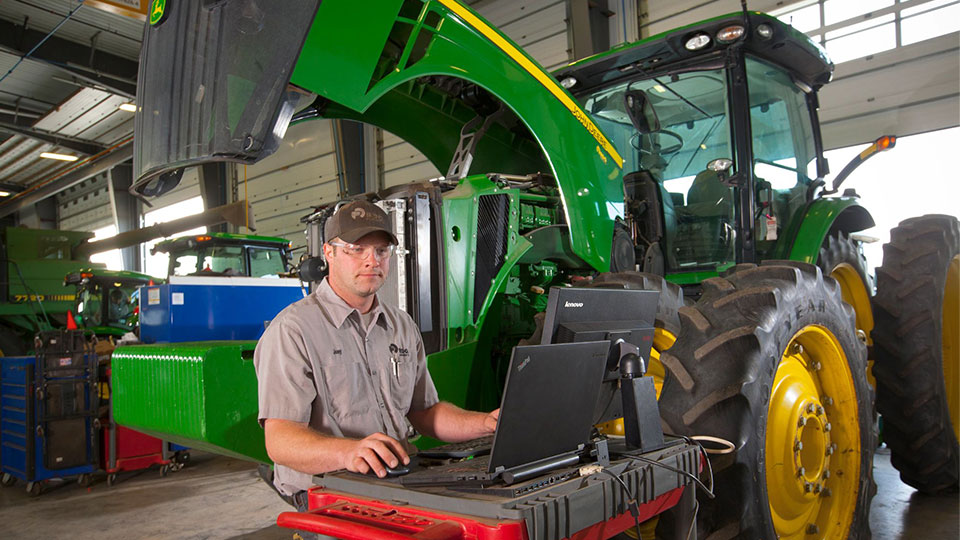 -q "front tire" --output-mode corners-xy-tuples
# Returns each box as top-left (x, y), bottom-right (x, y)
(872, 214), (959, 493)
(657, 261), (875, 539)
